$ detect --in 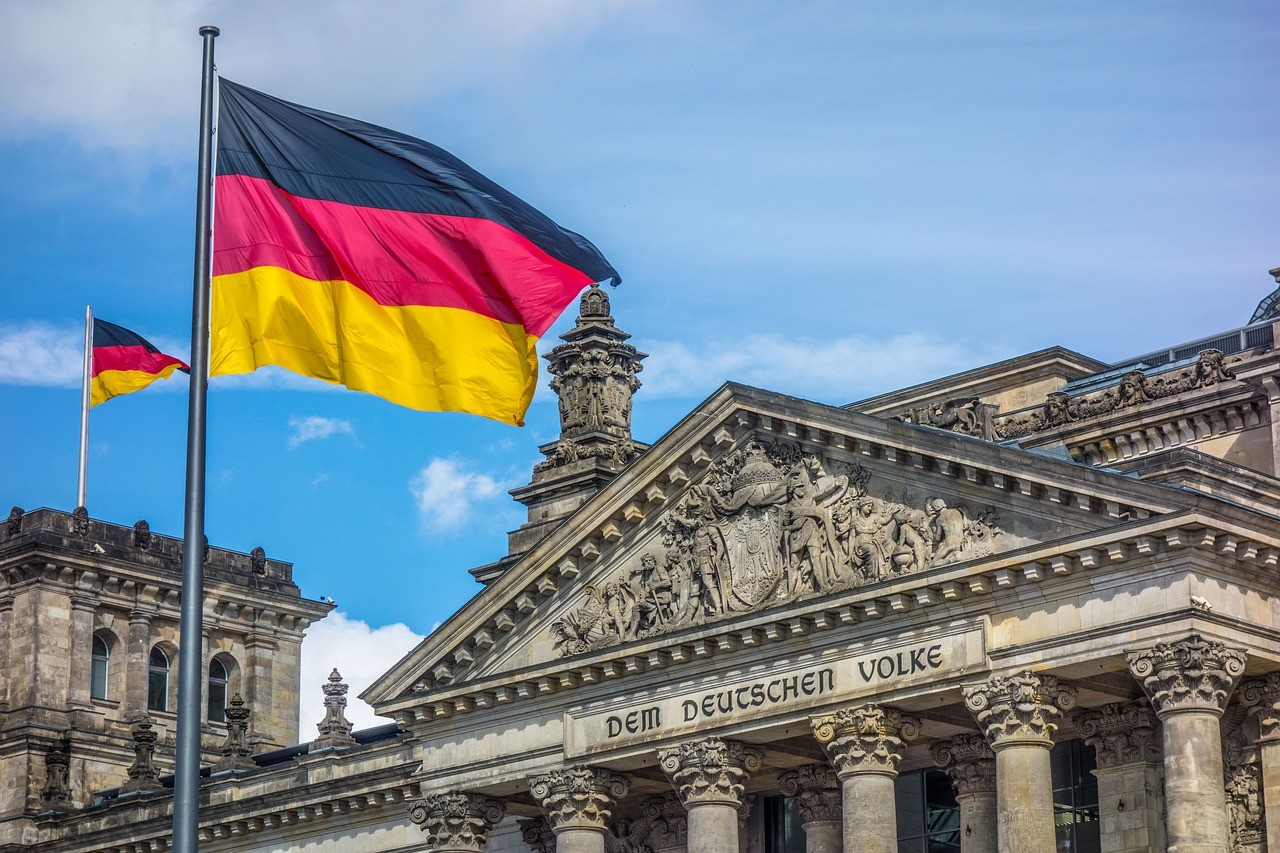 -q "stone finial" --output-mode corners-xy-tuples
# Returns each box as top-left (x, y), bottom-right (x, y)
(312, 669), (357, 749)
(213, 694), (255, 772)
(811, 705), (920, 777)
(132, 519), (151, 550)
(963, 671), (1076, 747)
(408, 791), (506, 852)
(528, 766), (631, 831)
(122, 715), (163, 793)
(1074, 701), (1160, 767)
(71, 505), (89, 536)
(41, 738), (72, 811)
(642, 794), (687, 849)
(519, 818), (557, 853)
(776, 763), (841, 824)
(1239, 672), (1280, 740)
(6, 506), (23, 536)
(250, 546), (267, 575)
(538, 283), (646, 473)
(658, 737), (762, 807)
(1126, 634), (1247, 718)
(930, 734), (996, 797)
